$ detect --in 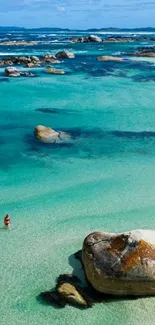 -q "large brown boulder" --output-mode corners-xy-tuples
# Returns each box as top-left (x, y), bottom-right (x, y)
(82, 230), (155, 296)
(34, 125), (71, 143)
(97, 56), (124, 62)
